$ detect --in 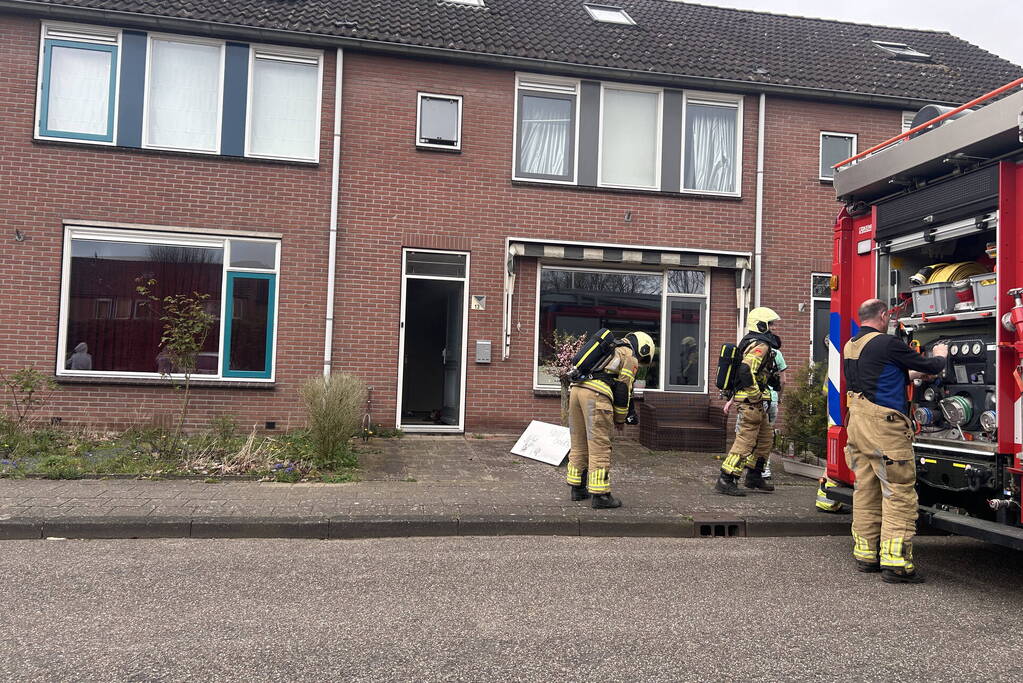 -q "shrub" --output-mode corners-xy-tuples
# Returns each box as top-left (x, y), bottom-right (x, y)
(780, 361), (828, 462)
(300, 373), (367, 469)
